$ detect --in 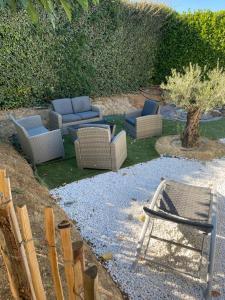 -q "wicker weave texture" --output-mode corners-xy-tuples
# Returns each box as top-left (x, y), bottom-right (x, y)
(75, 127), (127, 171)
(10, 115), (64, 165)
(157, 180), (212, 222)
(125, 112), (162, 139)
